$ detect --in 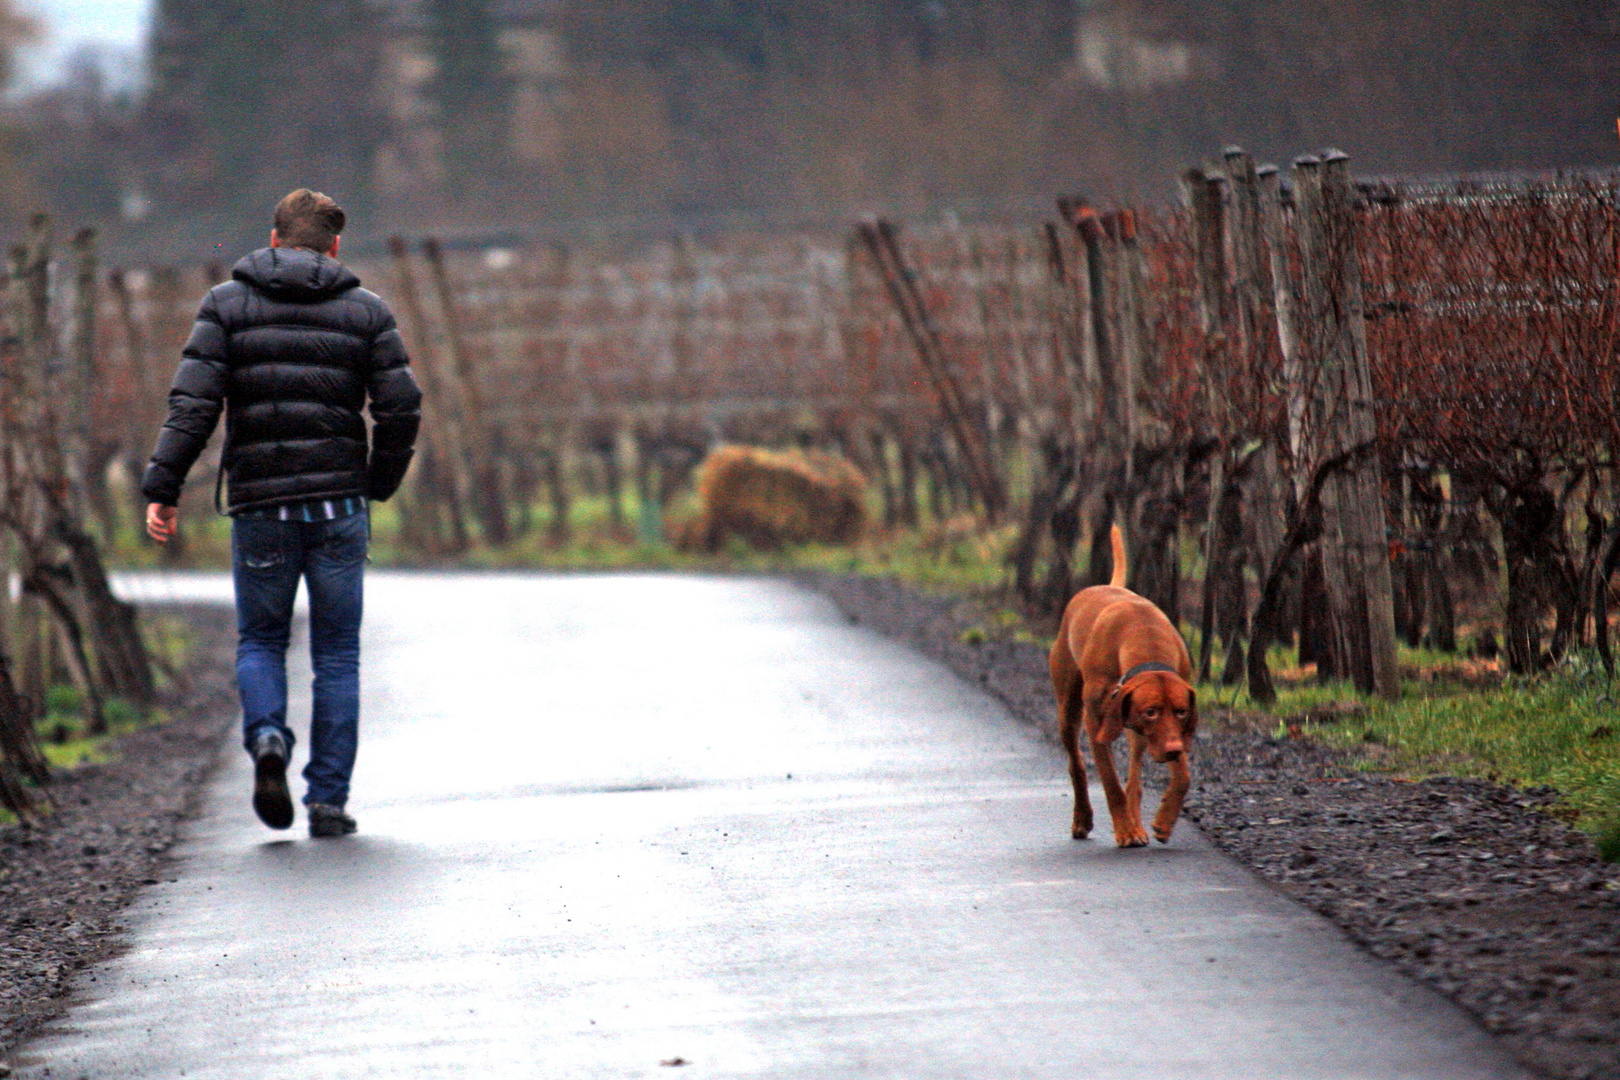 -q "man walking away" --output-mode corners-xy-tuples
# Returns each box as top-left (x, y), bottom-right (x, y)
(142, 189), (422, 838)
